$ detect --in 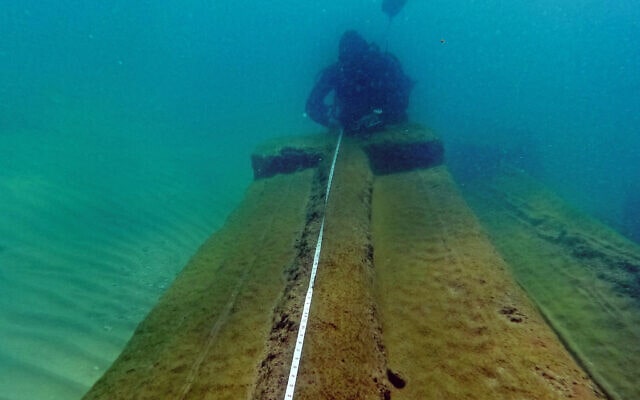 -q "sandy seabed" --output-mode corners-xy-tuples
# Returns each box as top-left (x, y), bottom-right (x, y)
(0, 119), (247, 400)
